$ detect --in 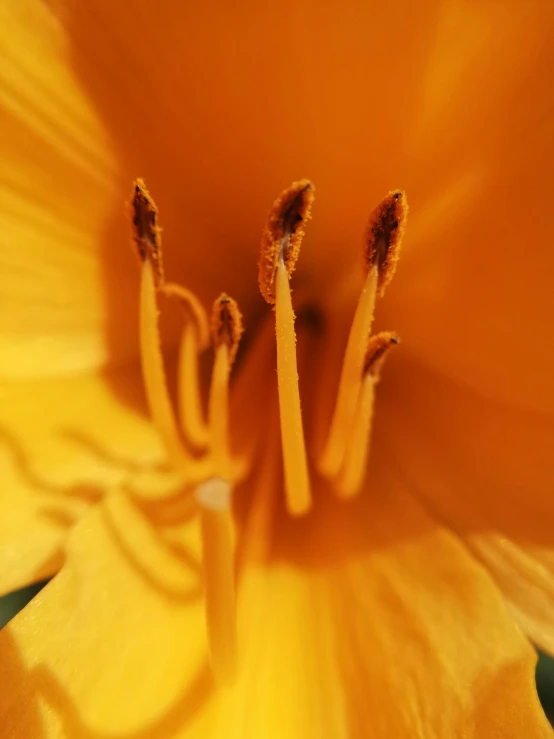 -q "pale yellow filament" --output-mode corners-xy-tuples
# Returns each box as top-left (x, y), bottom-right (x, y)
(178, 321), (210, 449)
(275, 259), (311, 516)
(318, 266), (378, 479)
(139, 260), (209, 481)
(336, 374), (376, 499)
(196, 478), (236, 685)
(209, 343), (231, 477)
